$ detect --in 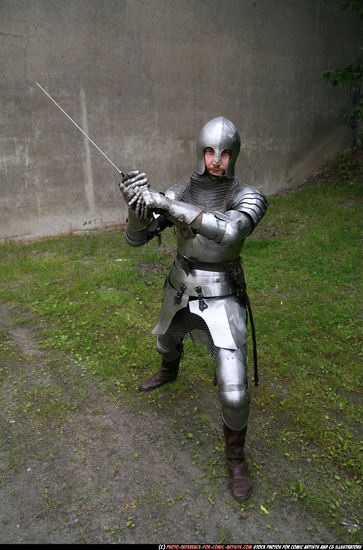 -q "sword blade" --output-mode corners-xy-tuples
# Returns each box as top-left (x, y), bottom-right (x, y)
(36, 82), (124, 177)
